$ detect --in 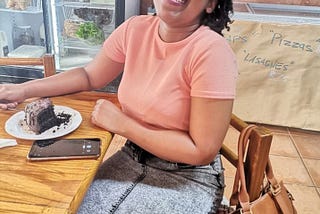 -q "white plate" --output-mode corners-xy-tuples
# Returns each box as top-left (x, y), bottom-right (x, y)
(5, 106), (82, 140)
